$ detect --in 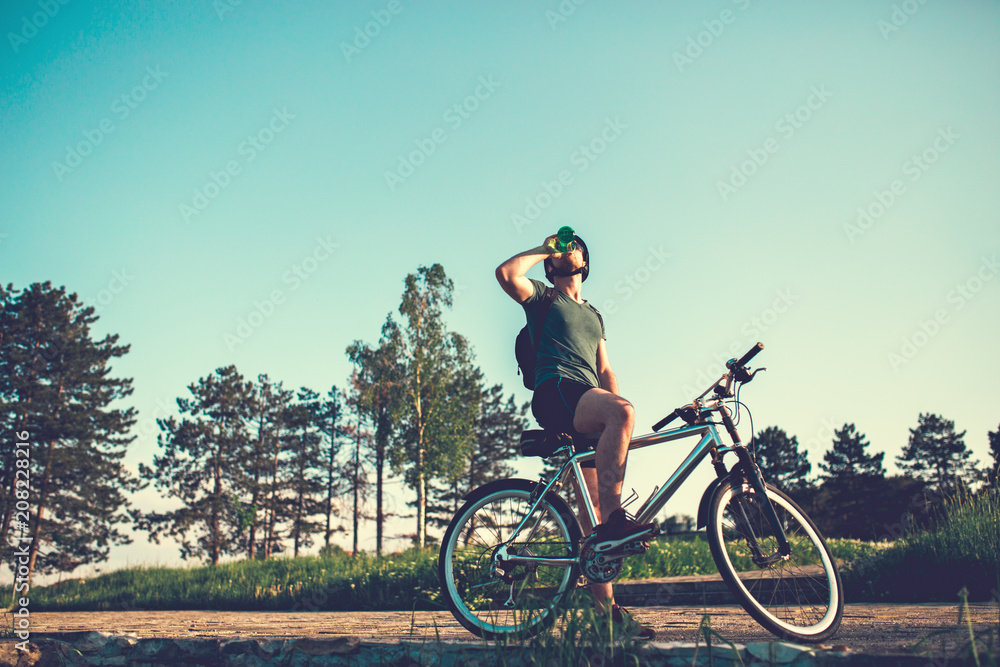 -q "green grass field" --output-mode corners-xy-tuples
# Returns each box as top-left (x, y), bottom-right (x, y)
(28, 548), (443, 612)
